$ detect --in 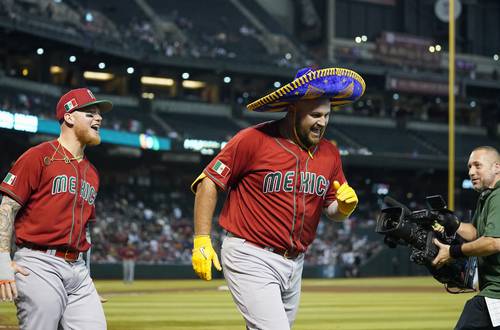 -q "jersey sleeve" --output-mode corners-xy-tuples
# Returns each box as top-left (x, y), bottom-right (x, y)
(193, 128), (257, 192)
(0, 148), (43, 206)
(483, 192), (500, 238)
(323, 145), (347, 208)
